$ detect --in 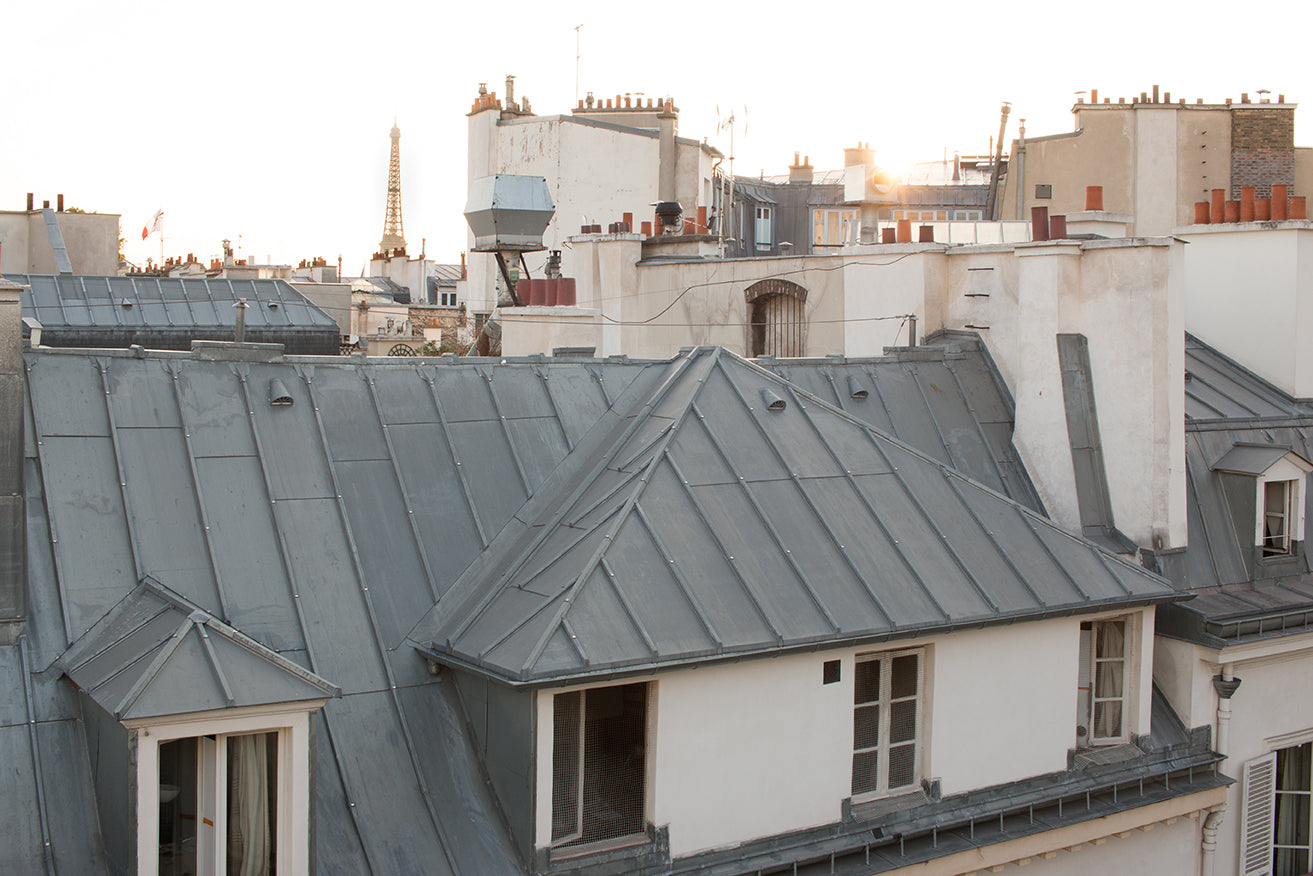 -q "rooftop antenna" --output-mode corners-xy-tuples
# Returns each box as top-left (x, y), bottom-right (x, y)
(574, 24), (583, 107)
